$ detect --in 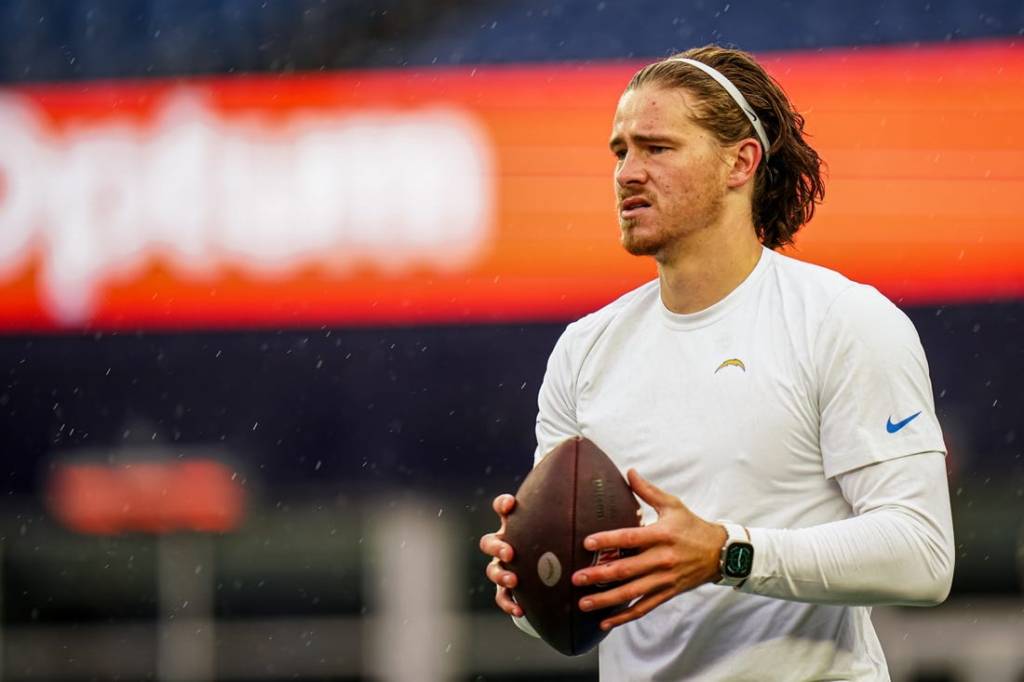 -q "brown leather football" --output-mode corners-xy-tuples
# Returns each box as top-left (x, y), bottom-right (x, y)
(504, 437), (641, 655)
